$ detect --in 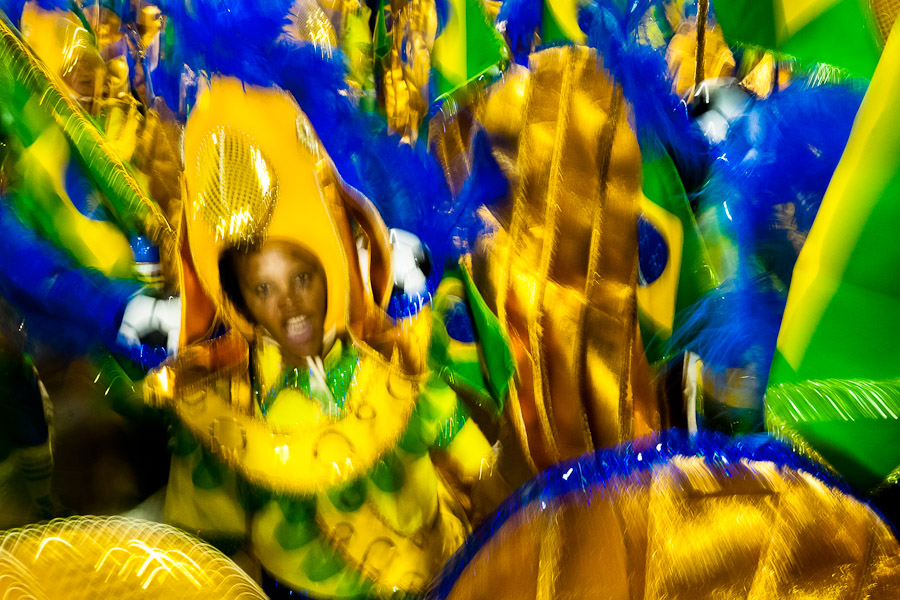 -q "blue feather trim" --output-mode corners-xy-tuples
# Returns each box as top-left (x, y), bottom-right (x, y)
(706, 83), (863, 241)
(666, 279), (785, 381)
(428, 428), (851, 600)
